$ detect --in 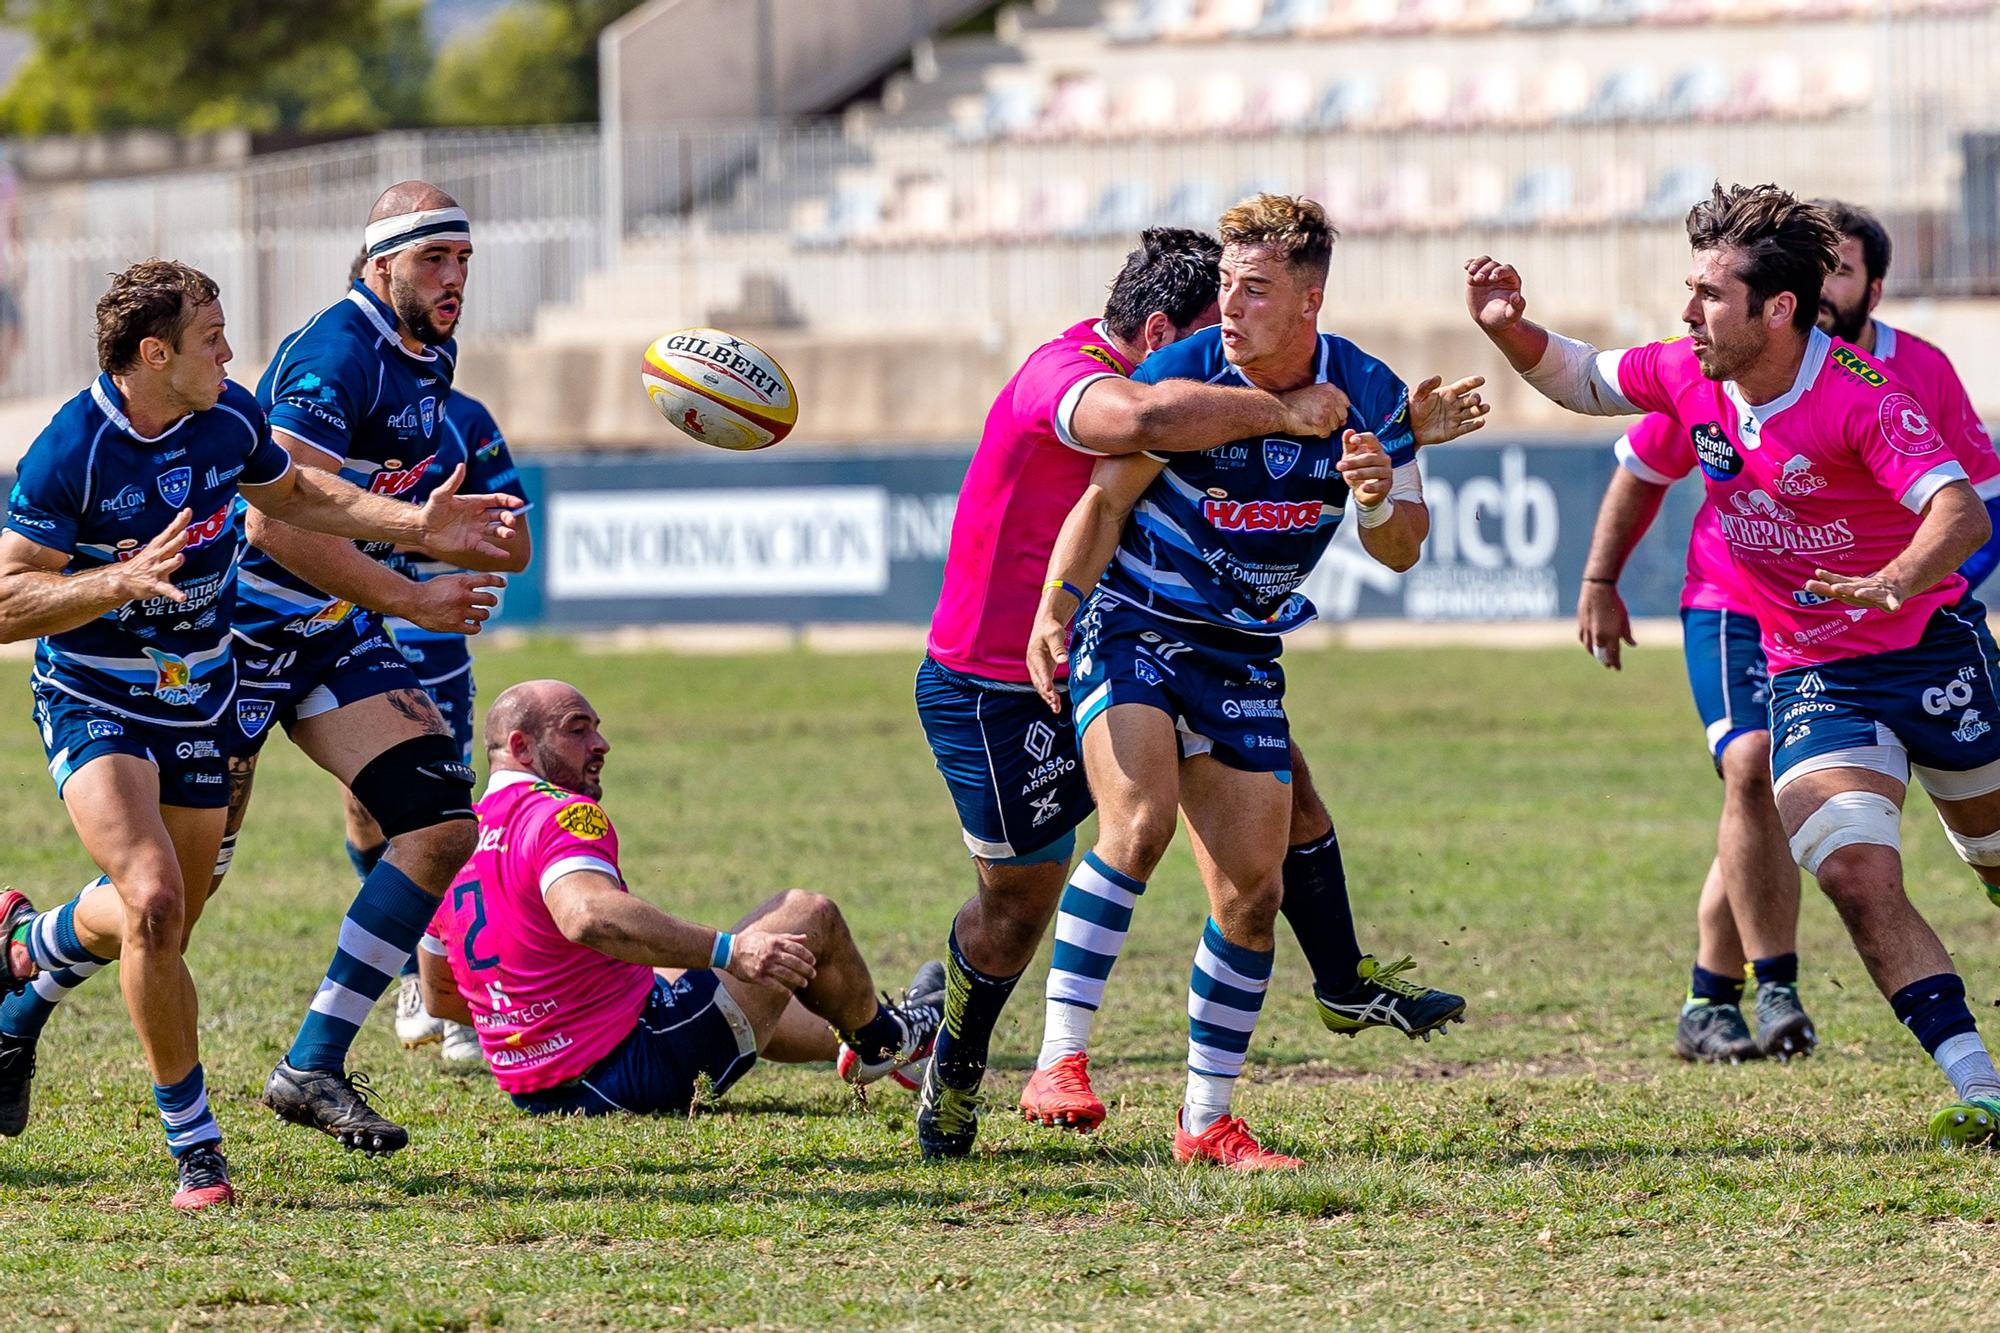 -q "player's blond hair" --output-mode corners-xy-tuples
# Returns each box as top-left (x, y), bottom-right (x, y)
(1216, 194), (1336, 280)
